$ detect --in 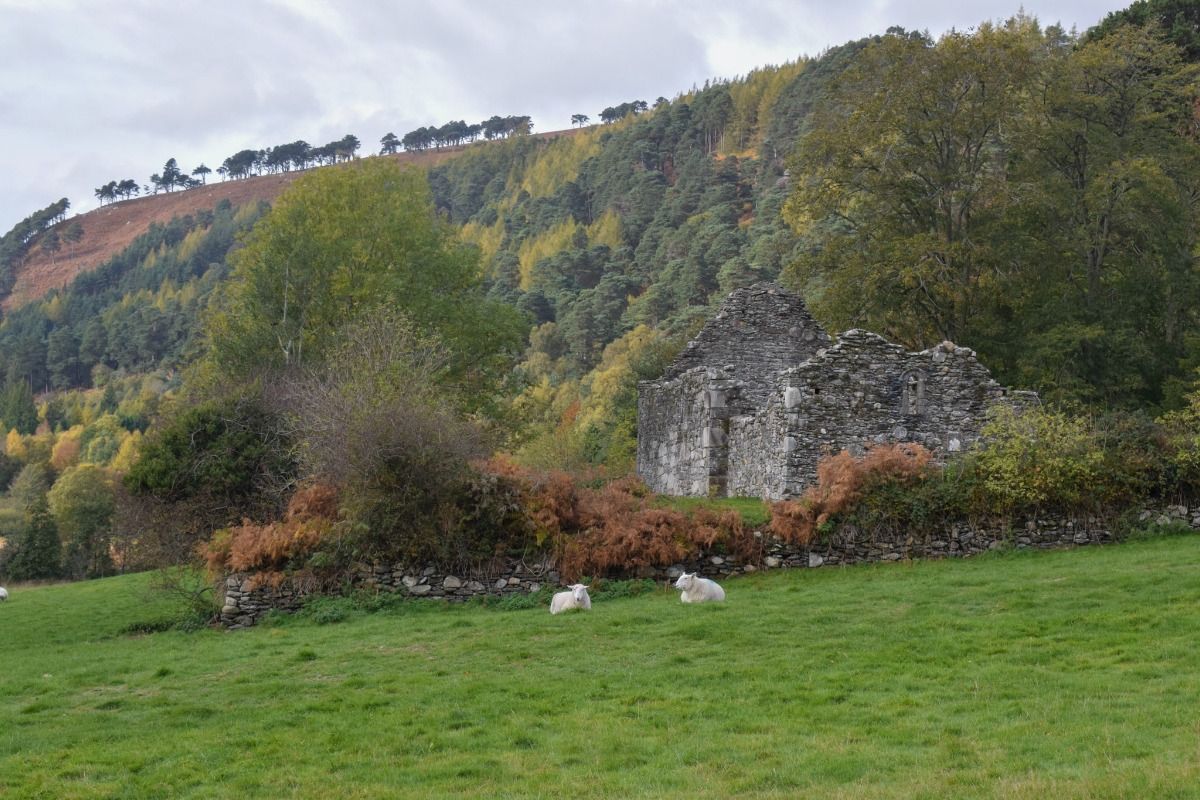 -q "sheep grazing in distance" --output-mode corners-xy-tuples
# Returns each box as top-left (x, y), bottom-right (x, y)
(674, 572), (725, 603)
(549, 584), (592, 615)
(0, 587), (8, 601)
